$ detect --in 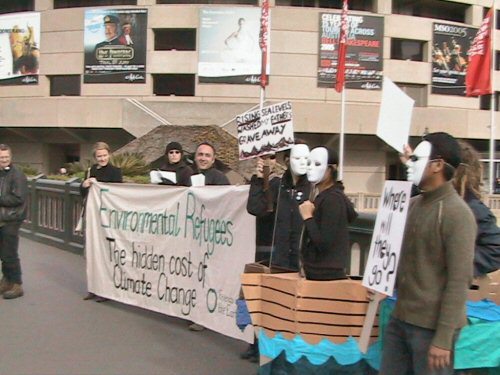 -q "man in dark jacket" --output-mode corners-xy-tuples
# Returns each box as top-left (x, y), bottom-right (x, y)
(192, 142), (230, 185)
(0, 144), (28, 299)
